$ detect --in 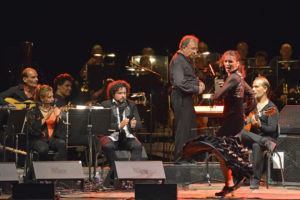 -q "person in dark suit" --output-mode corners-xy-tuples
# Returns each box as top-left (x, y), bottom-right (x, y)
(100, 80), (143, 188)
(169, 35), (205, 163)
